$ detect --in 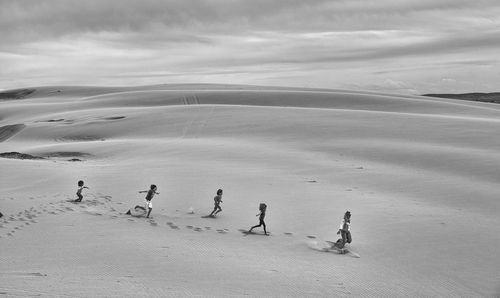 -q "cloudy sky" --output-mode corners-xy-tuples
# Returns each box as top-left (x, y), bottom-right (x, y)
(1, 0), (499, 94)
